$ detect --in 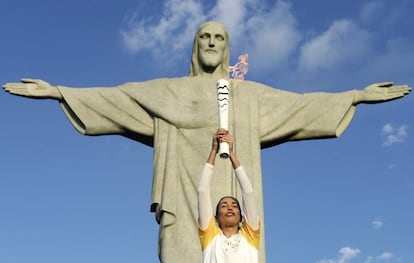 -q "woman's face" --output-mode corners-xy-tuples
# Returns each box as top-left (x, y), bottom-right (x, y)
(216, 197), (241, 228)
